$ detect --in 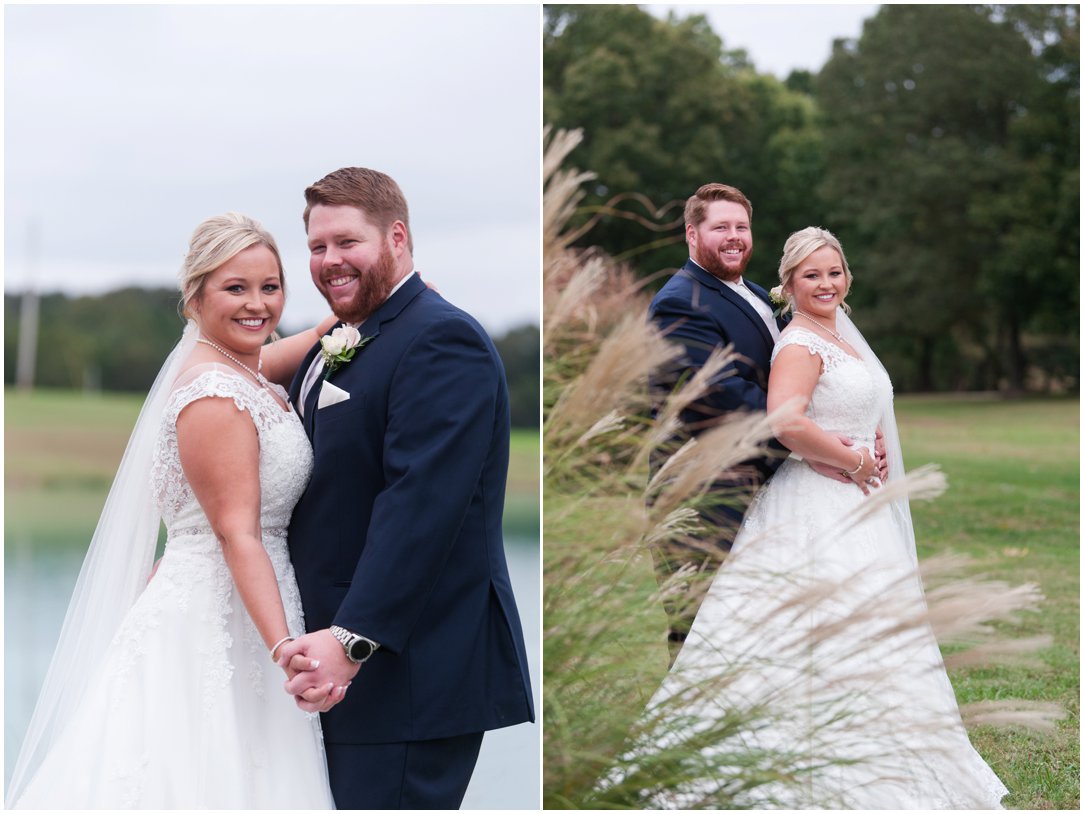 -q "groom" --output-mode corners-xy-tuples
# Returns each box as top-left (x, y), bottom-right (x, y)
(648, 183), (788, 657)
(279, 167), (534, 809)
